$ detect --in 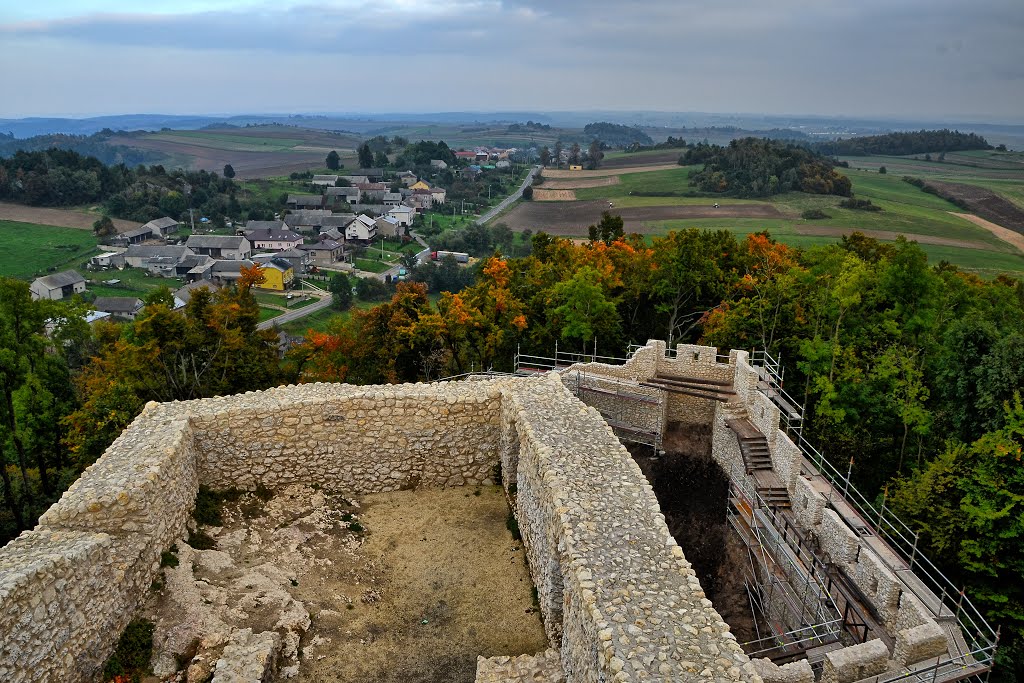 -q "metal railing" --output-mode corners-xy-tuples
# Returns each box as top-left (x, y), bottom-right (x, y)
(514, 344), (630, 374)
(746, 351), (998, 676)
